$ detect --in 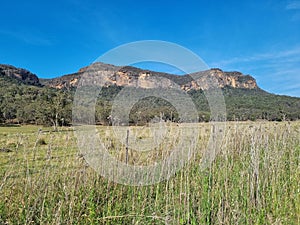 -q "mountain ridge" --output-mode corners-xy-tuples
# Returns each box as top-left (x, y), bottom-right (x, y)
(0, 64), (41, 86)
(39, 62), (259, 91)
(0, 62), (300, 124)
